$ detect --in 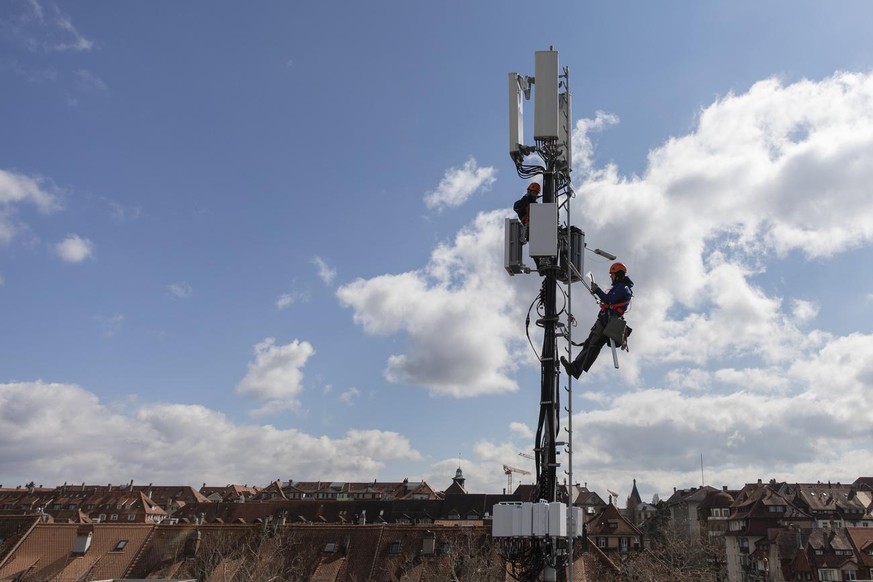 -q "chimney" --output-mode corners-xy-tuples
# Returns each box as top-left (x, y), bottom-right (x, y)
(757, 479), (762, 485)
(723, 486), (728, 491)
